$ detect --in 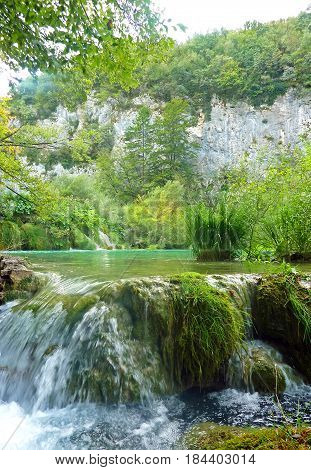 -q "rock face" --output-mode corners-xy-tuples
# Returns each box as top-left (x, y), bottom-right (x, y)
(197, 90), (311, 173)
(47, 89), (311, 175)
(253, 274), (311, 381)
(0, 256), (41, 303)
